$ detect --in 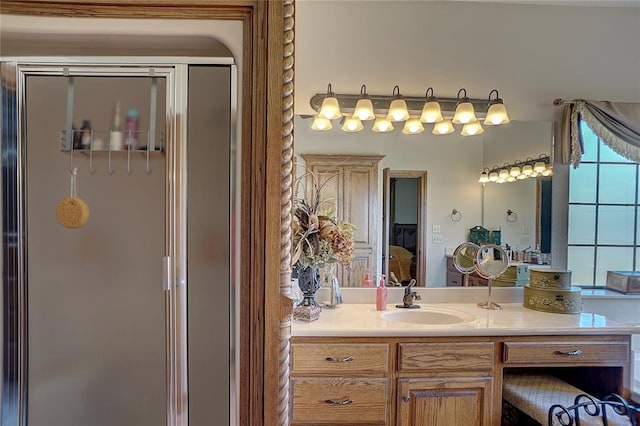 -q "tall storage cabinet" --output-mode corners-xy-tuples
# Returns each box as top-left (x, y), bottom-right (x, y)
(301, 154), (383, 287)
